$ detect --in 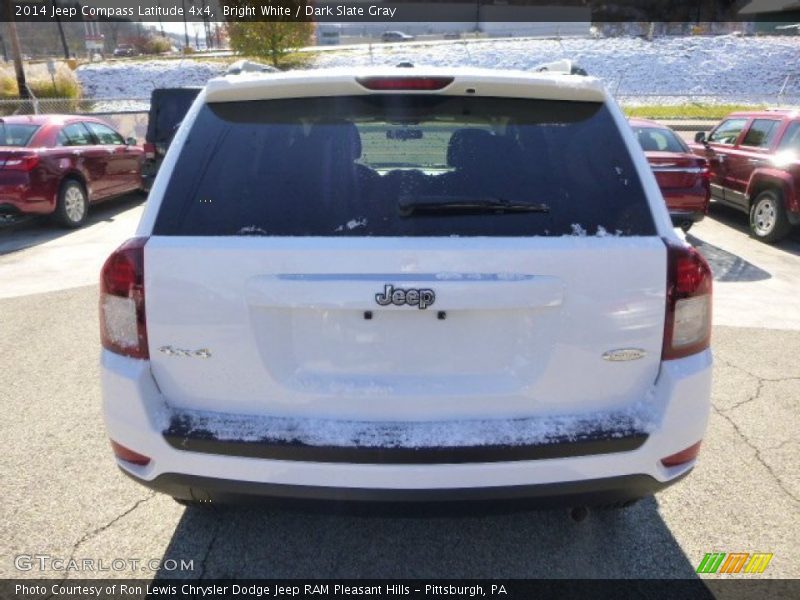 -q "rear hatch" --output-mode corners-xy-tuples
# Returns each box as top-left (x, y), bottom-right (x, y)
(646, 151), (708, 191)
(145, 84), (665, 421)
